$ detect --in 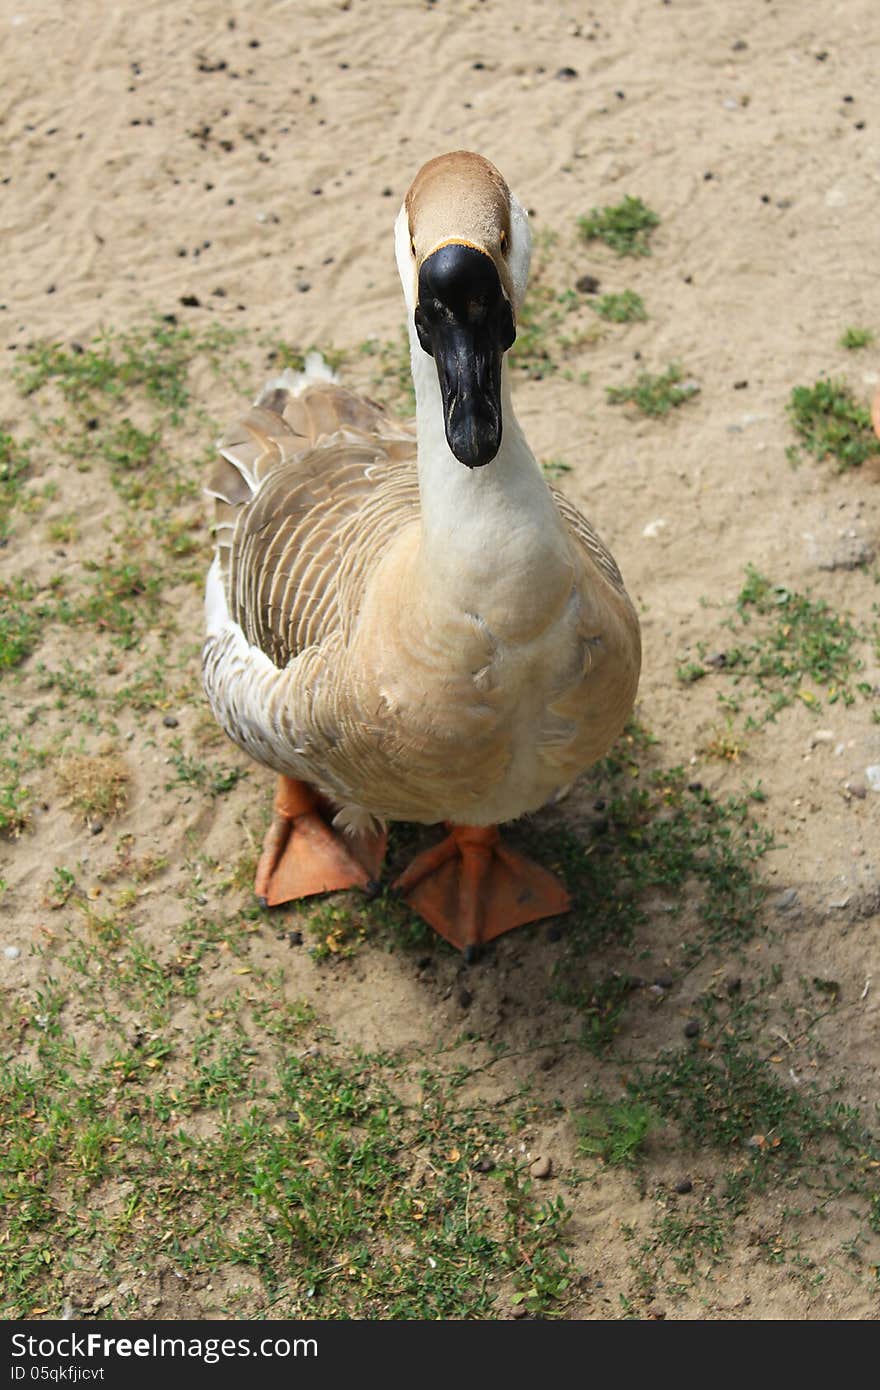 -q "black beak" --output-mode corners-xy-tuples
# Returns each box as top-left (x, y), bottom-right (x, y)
(414, 242), (516, 467)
